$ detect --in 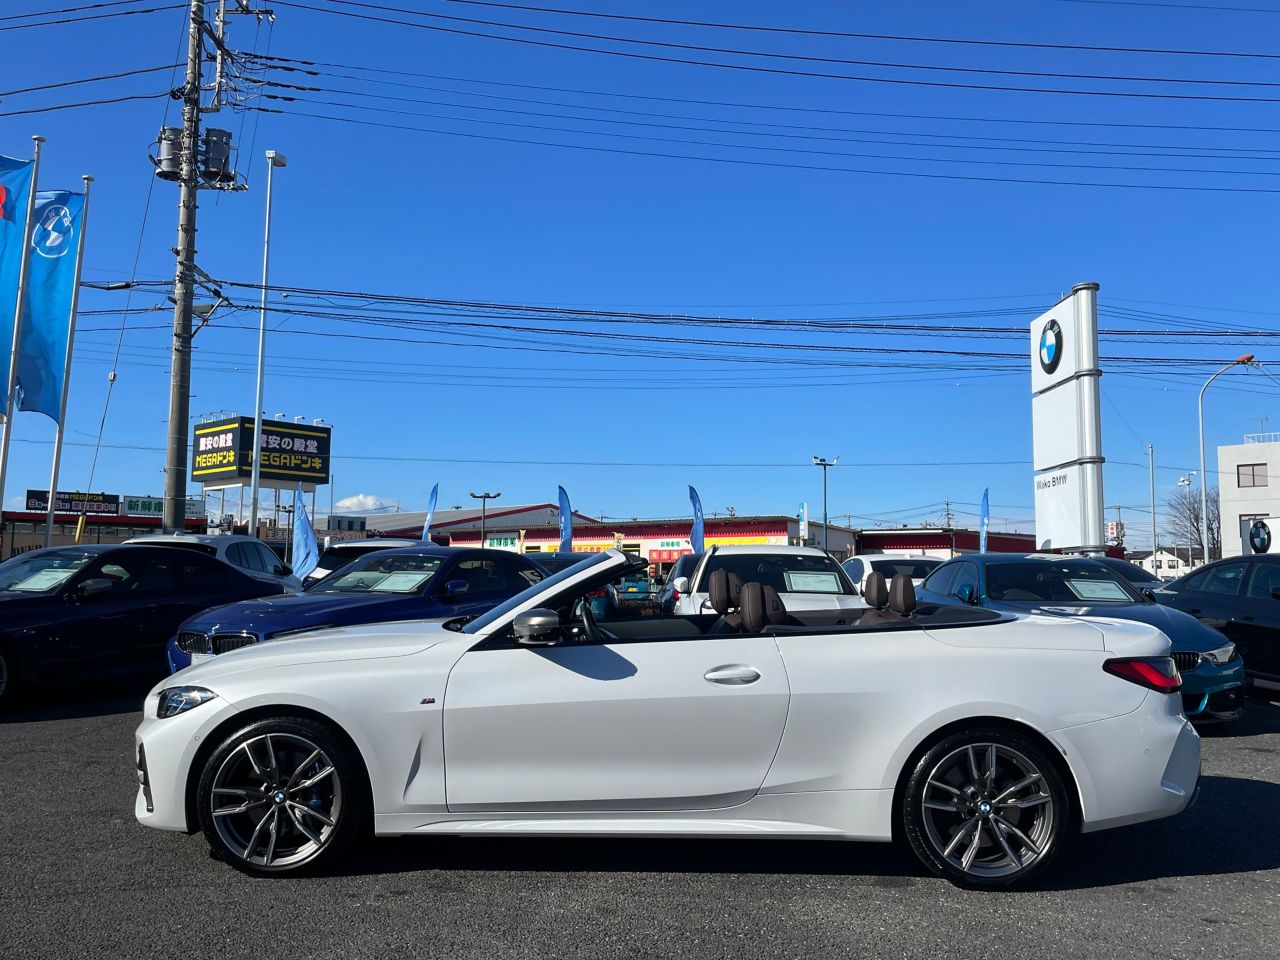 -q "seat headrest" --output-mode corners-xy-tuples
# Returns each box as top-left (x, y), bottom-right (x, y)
(888, 574), (917, 616)
(707, 568), (734, 615)
(863, 571), (888, 609)
(740, 582), (788, 633)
